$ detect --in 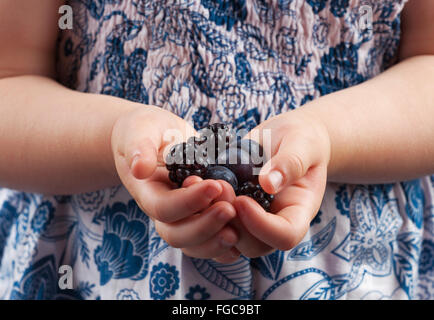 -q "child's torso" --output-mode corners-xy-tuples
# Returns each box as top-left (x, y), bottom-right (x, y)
(4, 0), (434, 301)
(57, 0), (406, 130)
